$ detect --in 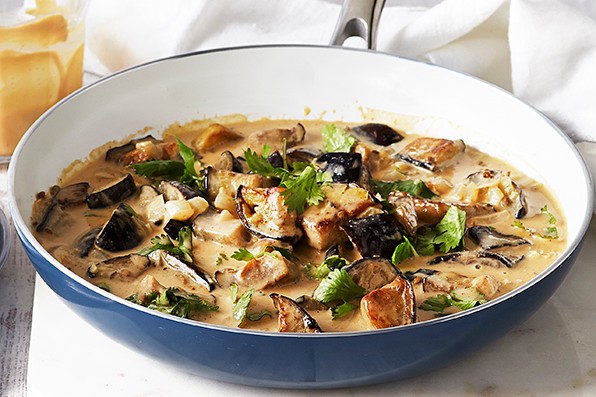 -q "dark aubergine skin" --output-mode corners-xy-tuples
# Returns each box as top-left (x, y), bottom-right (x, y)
(163, 219), (192, 239)
(86, 174), (137, 209)
(217, 150), (244, 173)
(75, 227), (101, 257)
(104, 135), (159, 162)
(95, 203), (145, 251)
(160, 253), (216, 292)
(428, 251), (522, 268)
(351, 123), (404, 146)
(316, 152), (362, 183)
(158, 180), (204, 201)
(468, 225), (530, 250)
(35, 182), (91, 233)
(341, 213), (403, 259)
